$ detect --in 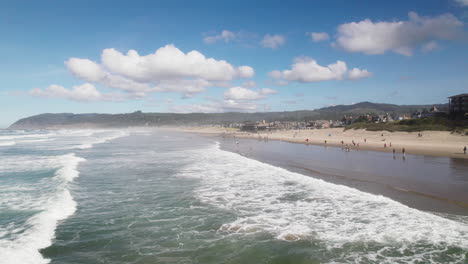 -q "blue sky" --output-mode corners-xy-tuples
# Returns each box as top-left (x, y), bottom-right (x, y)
(1, 0), (467, 127)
